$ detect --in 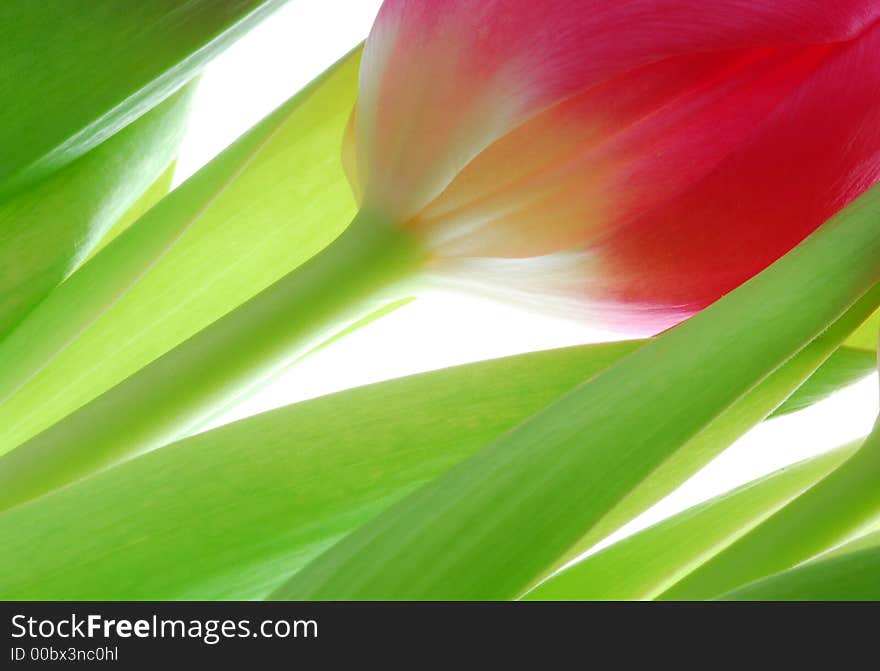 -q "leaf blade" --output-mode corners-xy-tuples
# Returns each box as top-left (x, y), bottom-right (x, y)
(770, 346), (876, 417)
(721, 529), (880, 600)
(523, 442), (858, 600)
(0, 0), (284, 199)
(0, 48), (362, 455)
(0, 83), (194, 336)
(659, 424), (880, 599)
(0, 342), (638, 600)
